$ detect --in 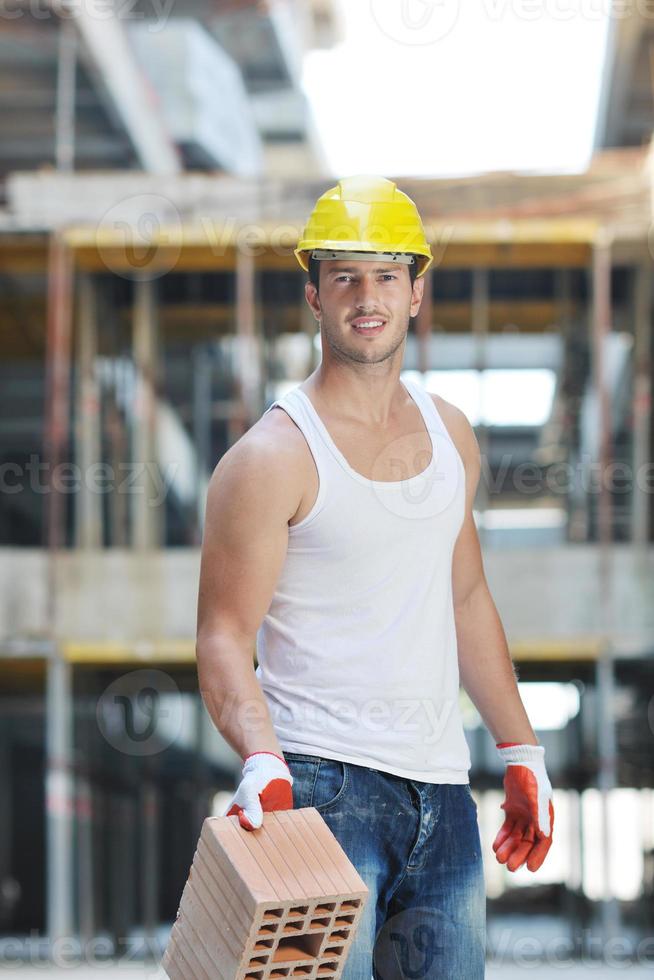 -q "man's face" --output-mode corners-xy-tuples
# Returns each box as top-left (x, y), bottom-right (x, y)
(305, 258), (424, 366)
